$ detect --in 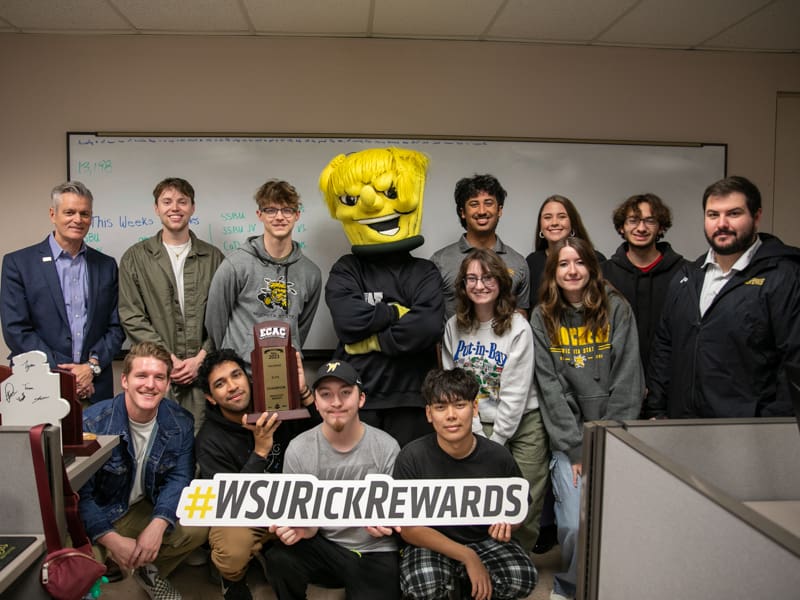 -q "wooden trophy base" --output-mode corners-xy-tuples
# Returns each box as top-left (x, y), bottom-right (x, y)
(244, 407), (310, 425)
(65, 433), (101, 456)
